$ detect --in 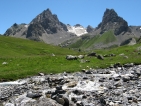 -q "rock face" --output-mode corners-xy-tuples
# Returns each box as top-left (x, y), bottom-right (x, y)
(4, 8), (76, 45)
(4, 23), (28, 38)
(97, 8), (131, 35)
(129, 26), (141, 37)
(27, 9), (68, 40)
(62, 8), (141, 50)
(86, 25), (94, 33)
(4, 8), (141, 47)
(120, 37), (137, 46)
